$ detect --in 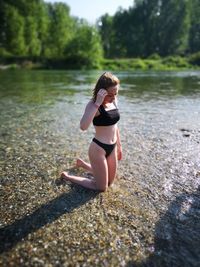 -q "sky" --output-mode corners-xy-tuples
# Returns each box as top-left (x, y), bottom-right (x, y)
(44, 0), (134, 23)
